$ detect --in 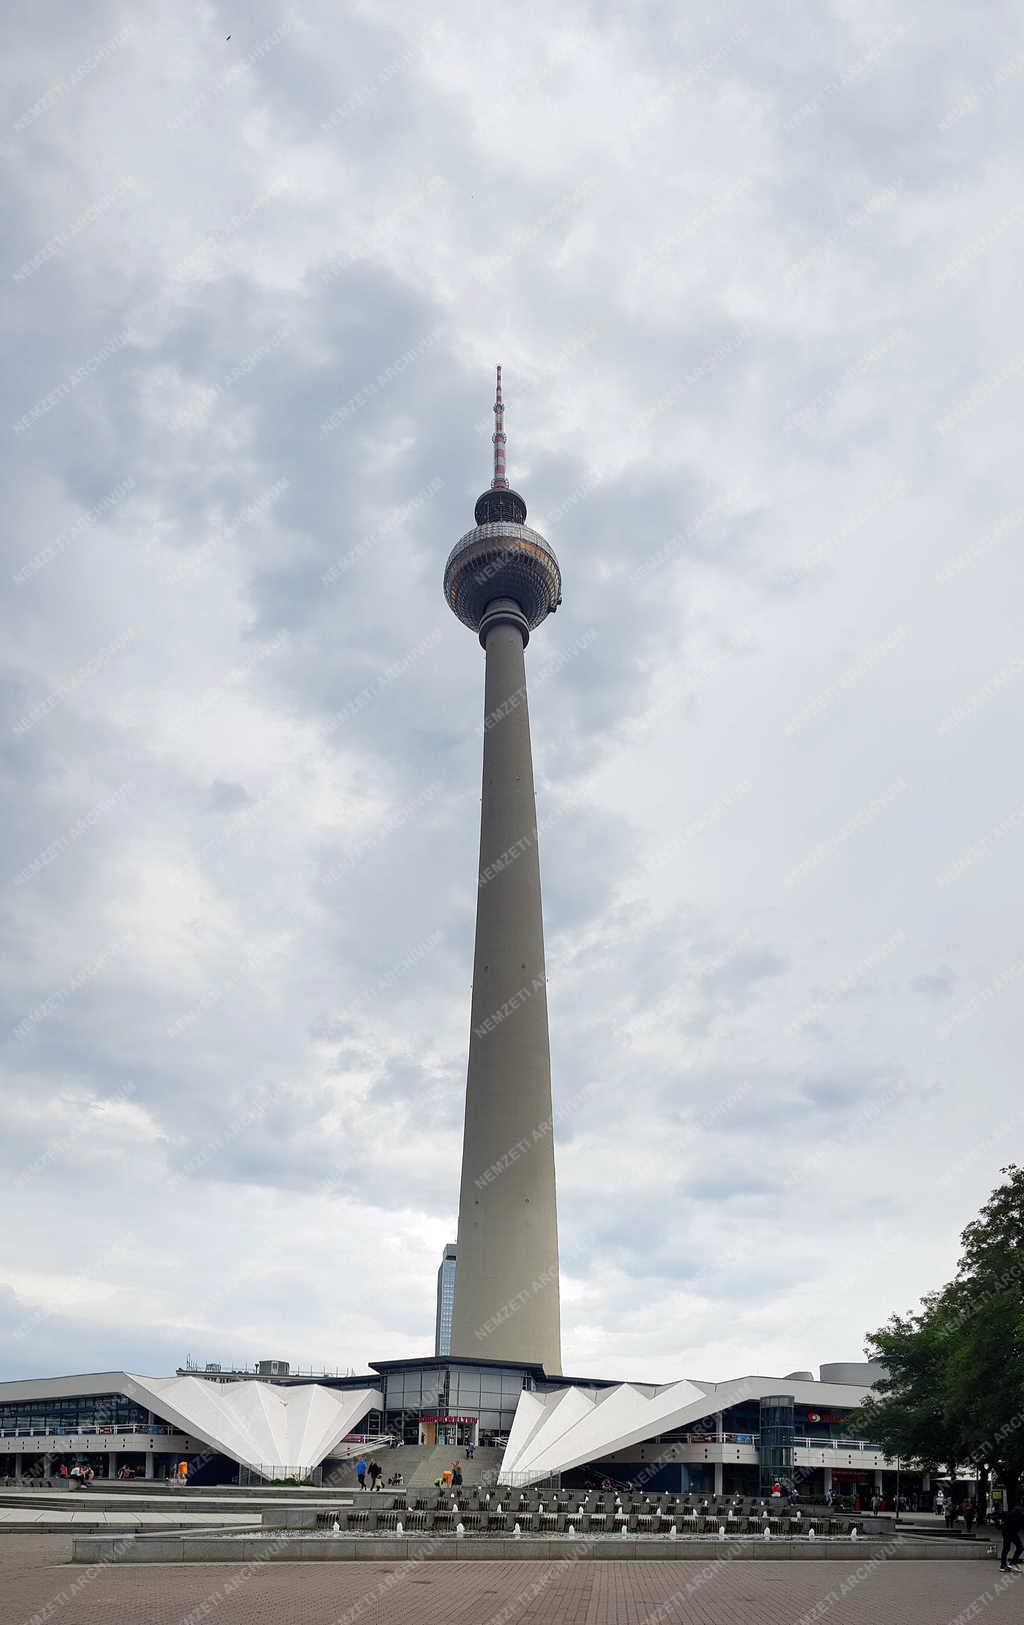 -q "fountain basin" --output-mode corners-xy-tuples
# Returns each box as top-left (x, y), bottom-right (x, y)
(70, 1529), (994, 1565)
